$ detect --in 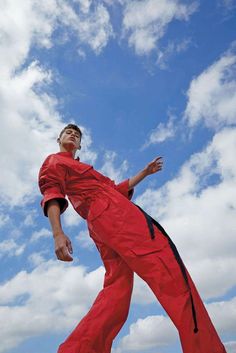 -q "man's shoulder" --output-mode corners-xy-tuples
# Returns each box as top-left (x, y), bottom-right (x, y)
(41, 153), (58, 166)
